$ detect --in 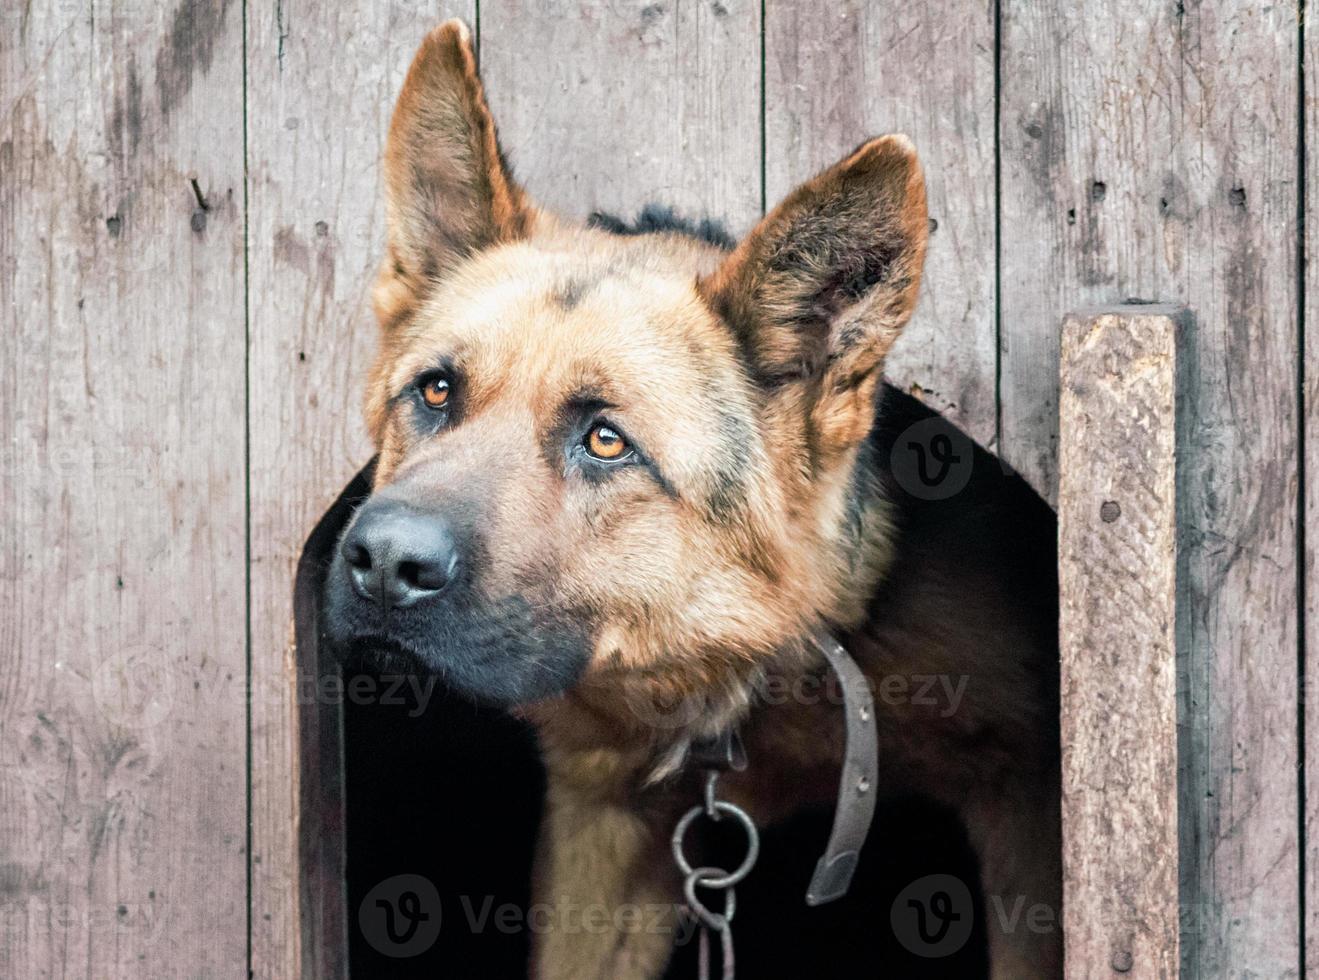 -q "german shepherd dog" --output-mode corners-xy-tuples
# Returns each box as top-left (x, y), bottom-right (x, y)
(325, 21), (1061, 979)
